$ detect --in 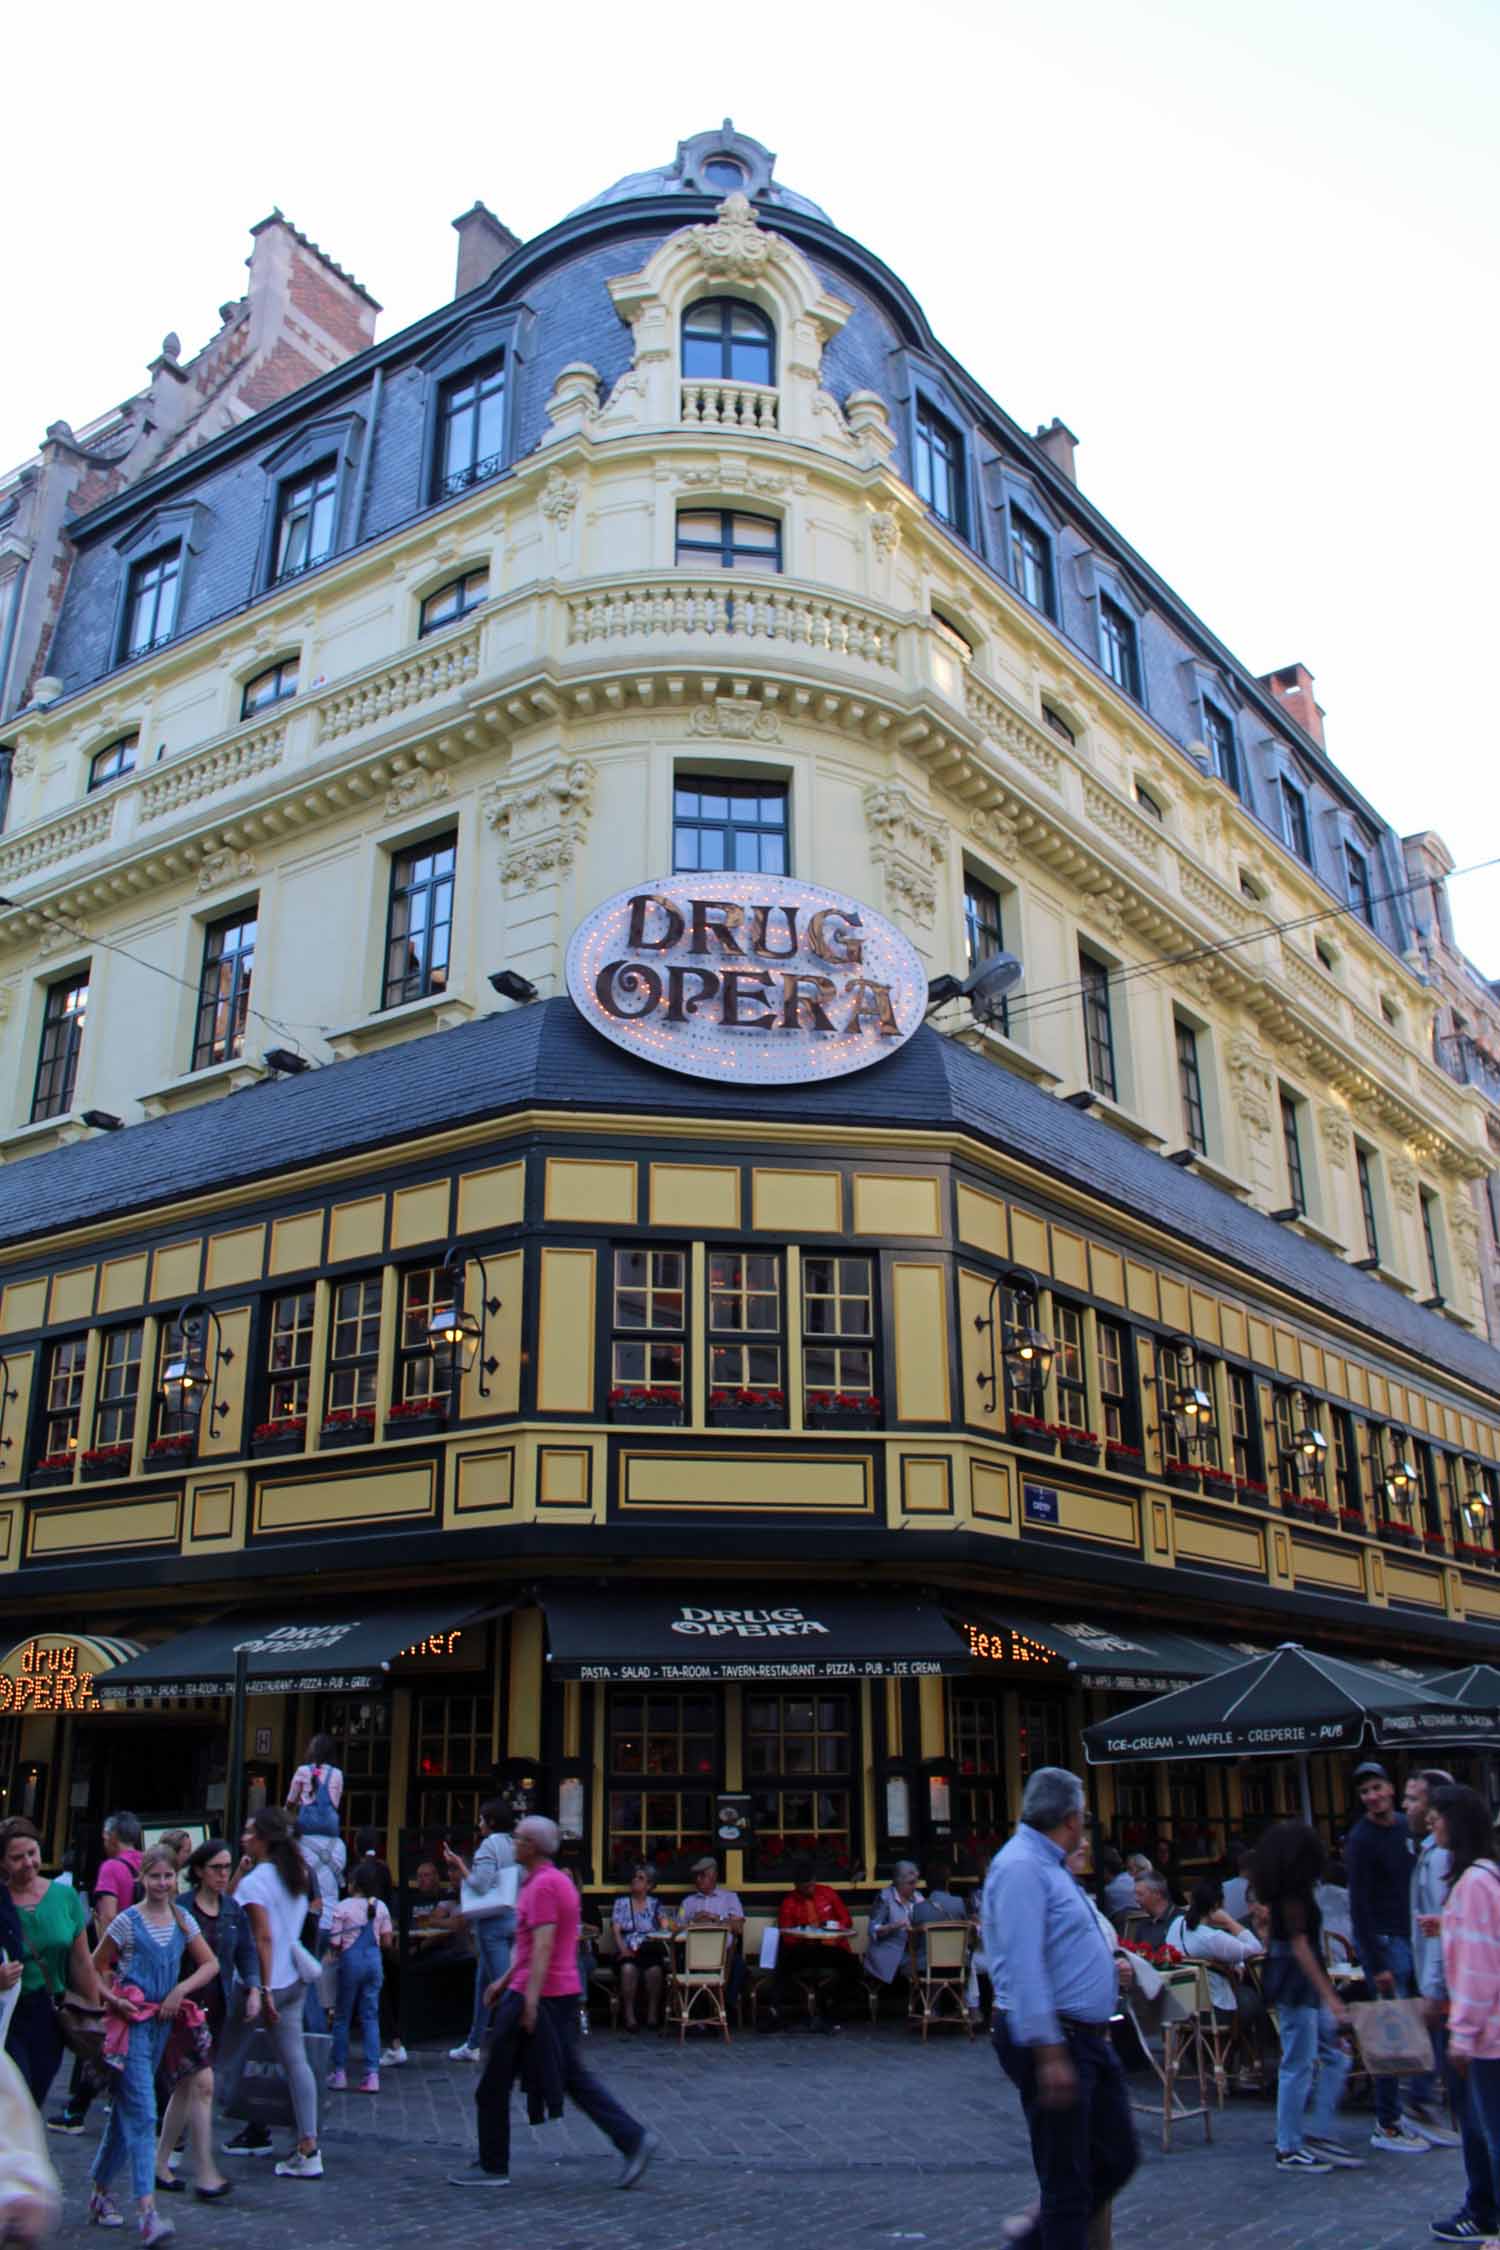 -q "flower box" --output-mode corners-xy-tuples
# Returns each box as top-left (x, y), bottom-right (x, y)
(1379, 1521), (1421, 1550)
(1163, 1463), (1200, 1492)
(1059, 1436), (1101, 1466)
(1456, 1543), (1497, 1568)
(251, 1418), (307, 1459)
(1201, 1469), (1236, 1498)
(80, 1445), (132, 1482)
(387, 1397), (449, 1440)
(1234, 1478), (1270, 1503)
(708, 1388), (784, 1430)
(1008, 1417), (1058, 1456)
(1338, 1510), (1366, 1532)
(1105, 1443), (1144, 1472)
(146, 1436), (195, 1468)
(608, 1389), (686, 1426)
(319, 1410), (375, 1449)
(30, 1460), (74, 1487)
(1422, 1533), (1450, 1555)
(1285, 1500), (1335, 1528)
(806, 1391), (881, 1432)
